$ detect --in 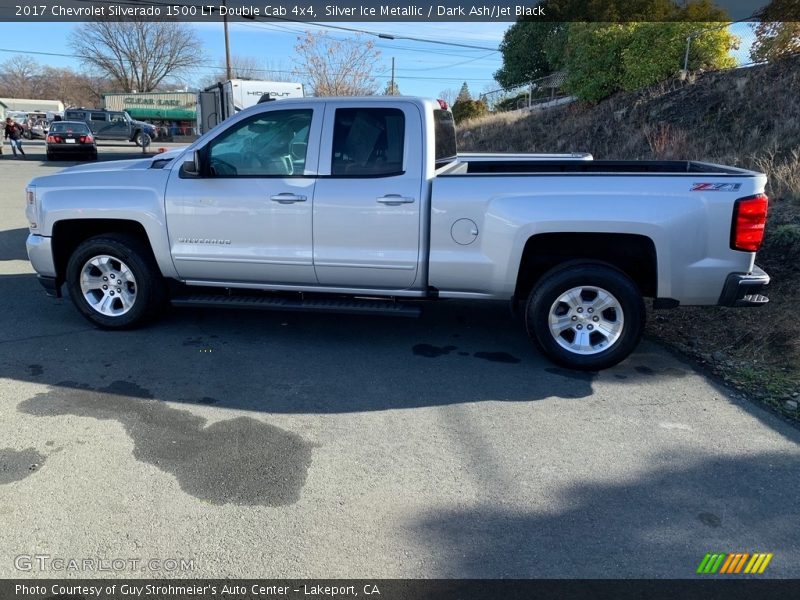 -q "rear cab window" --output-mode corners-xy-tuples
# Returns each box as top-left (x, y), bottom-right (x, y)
(434, 109), (457, 168)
